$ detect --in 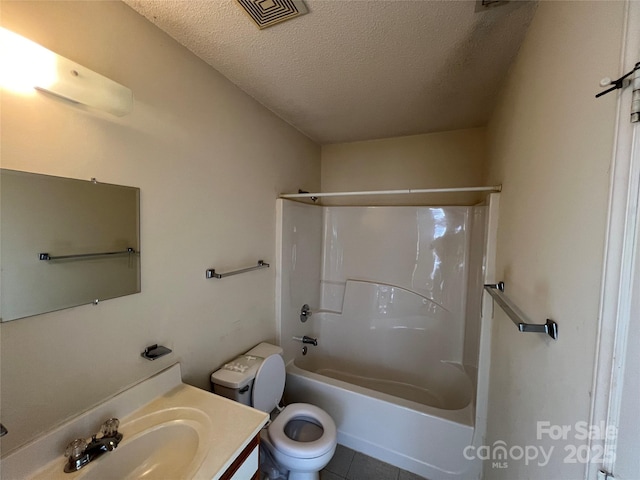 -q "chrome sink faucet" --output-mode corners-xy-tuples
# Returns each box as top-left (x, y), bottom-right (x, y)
(64, 418), (123, 473)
